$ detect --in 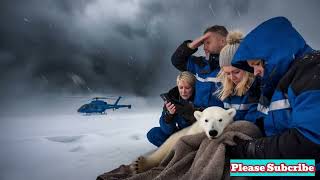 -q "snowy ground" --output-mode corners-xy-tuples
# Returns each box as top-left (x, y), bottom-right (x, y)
(0, 95), (162, 180)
